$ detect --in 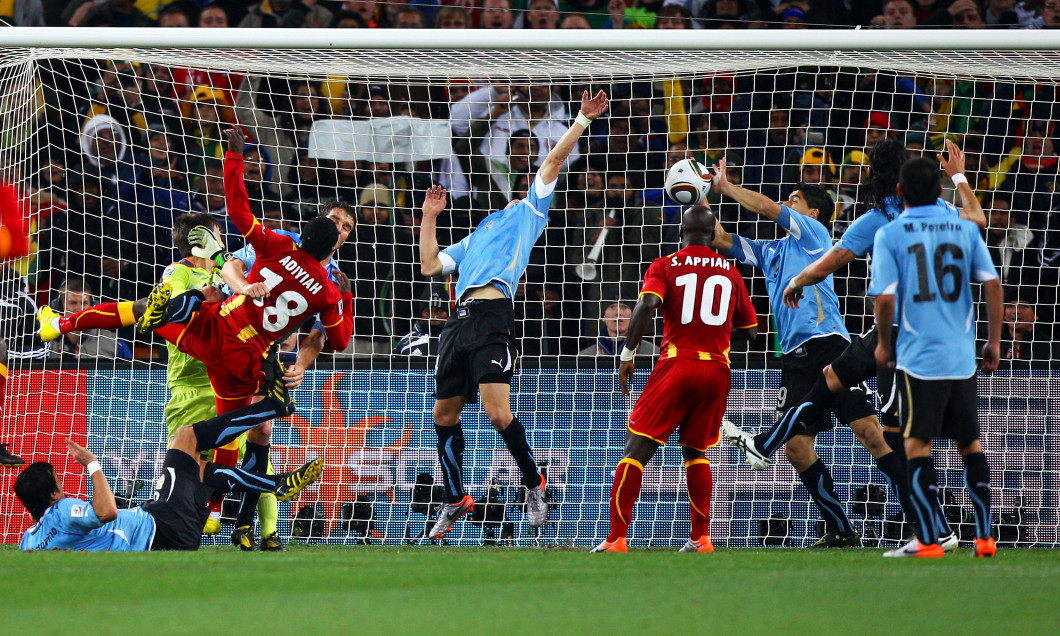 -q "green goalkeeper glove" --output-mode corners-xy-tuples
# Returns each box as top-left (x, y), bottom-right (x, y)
(188, 225), (231, 268)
